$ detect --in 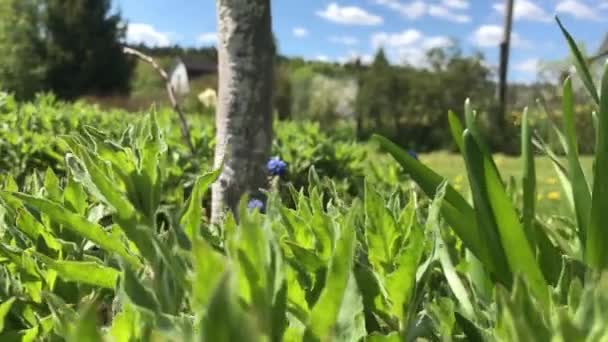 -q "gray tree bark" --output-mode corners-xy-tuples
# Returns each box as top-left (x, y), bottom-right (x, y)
(211, 0), (274, 224)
